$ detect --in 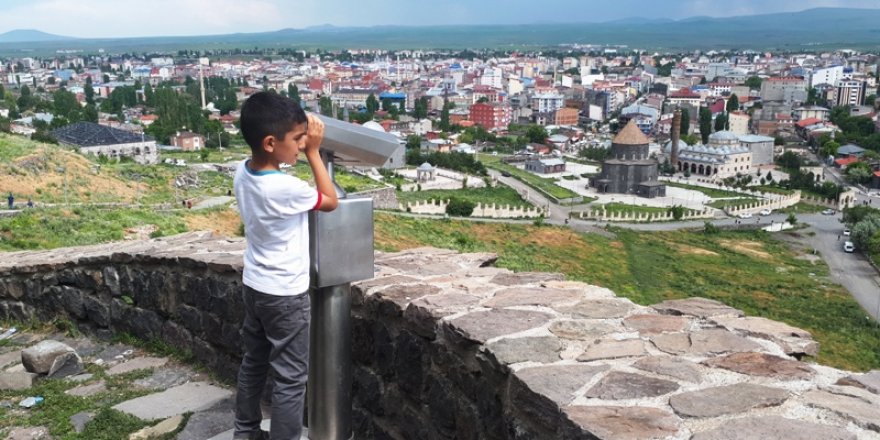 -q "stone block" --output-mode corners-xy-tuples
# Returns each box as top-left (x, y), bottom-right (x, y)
(129, 414), (183, 439)
(585, 371), (680, 400)
(578, 339), (646, 362)
(690, 415), (855, 440)
(83, 294), (110, 328)
(631, 356), (702, 383)
(703, 352), (814, 380)
(21, 340), (76, 374)
(102, 266), (121, 296)
(176, 304), (204, 334)
(558, 298), (637, 319)
(836, 370), (880, 395)
(0, 372), (39, 390)
(562, 405), (680, 440)
(711, 316), (819, 356)
(57, 285), (86, 319)
(489, 272), (564, 286)
(487, 336), (562, 365)
(802, 390), (880, 432)
(107, 357), (168, 376)
(65, 381), (107, 397)
(623, 314), (691, 334)
(669, 383), (790, 417)
(47, 351), (84, 378)
(69, 411), (95, 433)
(445, 309), (554, 345)
(651, 329), (762, 355)
(484, 287), (583, 308)
(112, 382), (233, 421)
(651, 297), (744, 318)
